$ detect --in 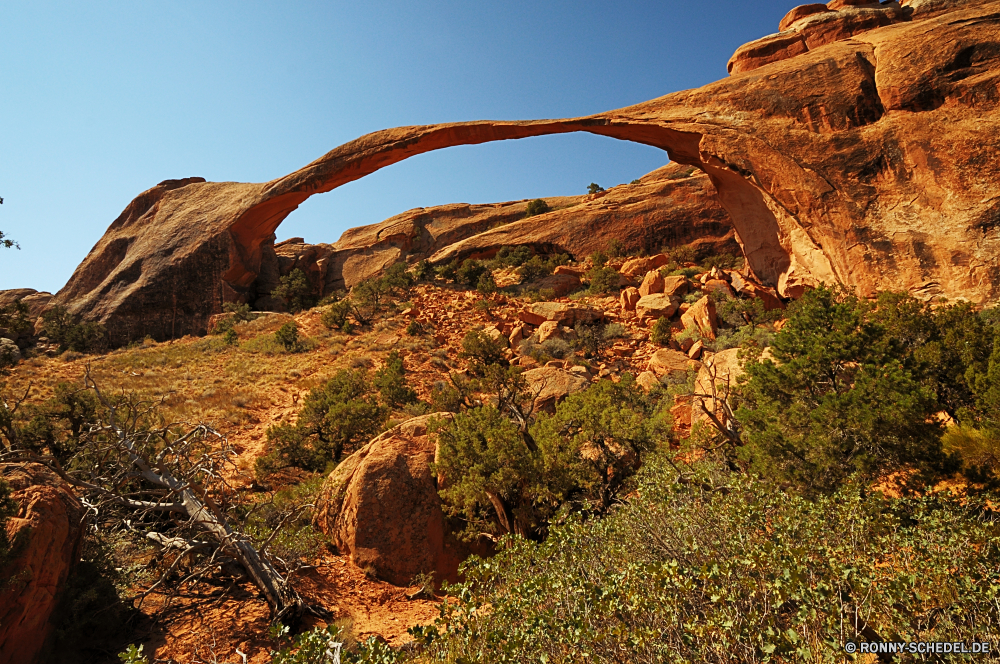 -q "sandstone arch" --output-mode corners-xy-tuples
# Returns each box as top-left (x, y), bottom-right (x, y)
(52, 0), (1000, 343)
